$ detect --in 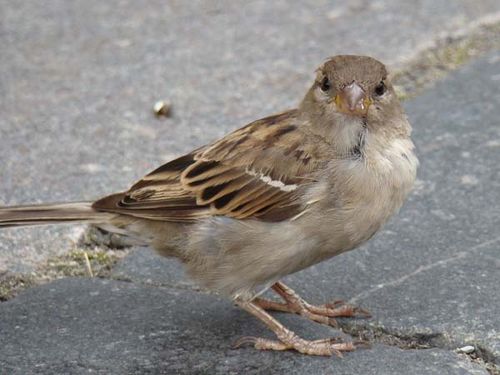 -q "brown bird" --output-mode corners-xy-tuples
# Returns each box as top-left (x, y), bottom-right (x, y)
(0, 55), (418, 356)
